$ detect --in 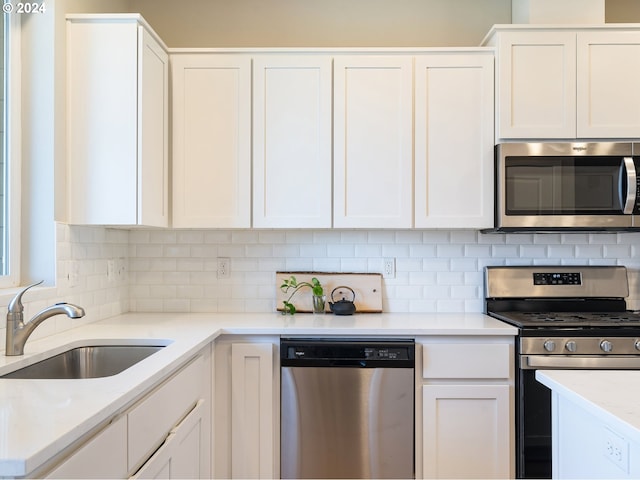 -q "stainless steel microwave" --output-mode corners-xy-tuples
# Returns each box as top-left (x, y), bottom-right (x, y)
(492, 142), (640, 231)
